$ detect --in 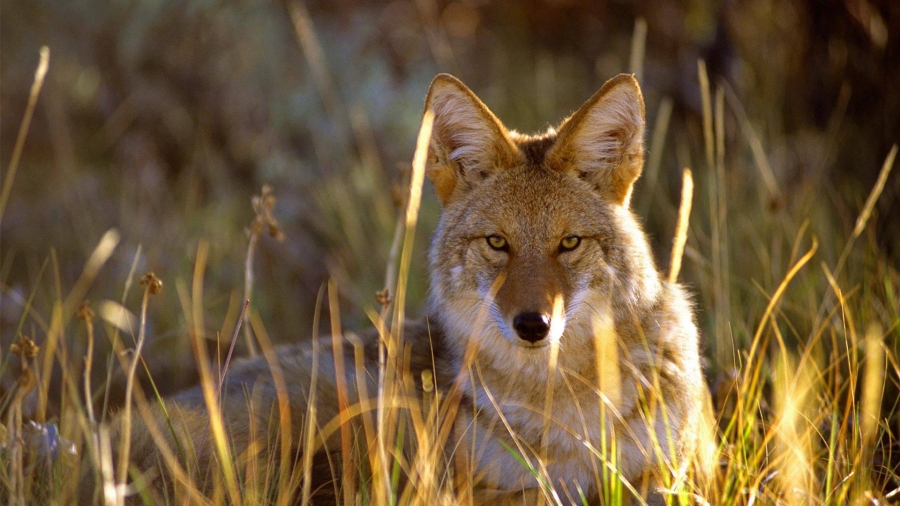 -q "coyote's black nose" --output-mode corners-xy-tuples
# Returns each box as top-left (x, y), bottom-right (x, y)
(513, 312), (551, 343)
